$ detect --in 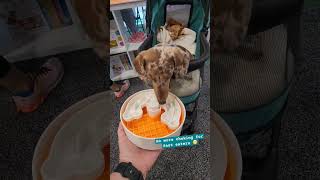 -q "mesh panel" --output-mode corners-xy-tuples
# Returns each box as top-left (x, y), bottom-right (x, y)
(212, 24), (289, 112)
